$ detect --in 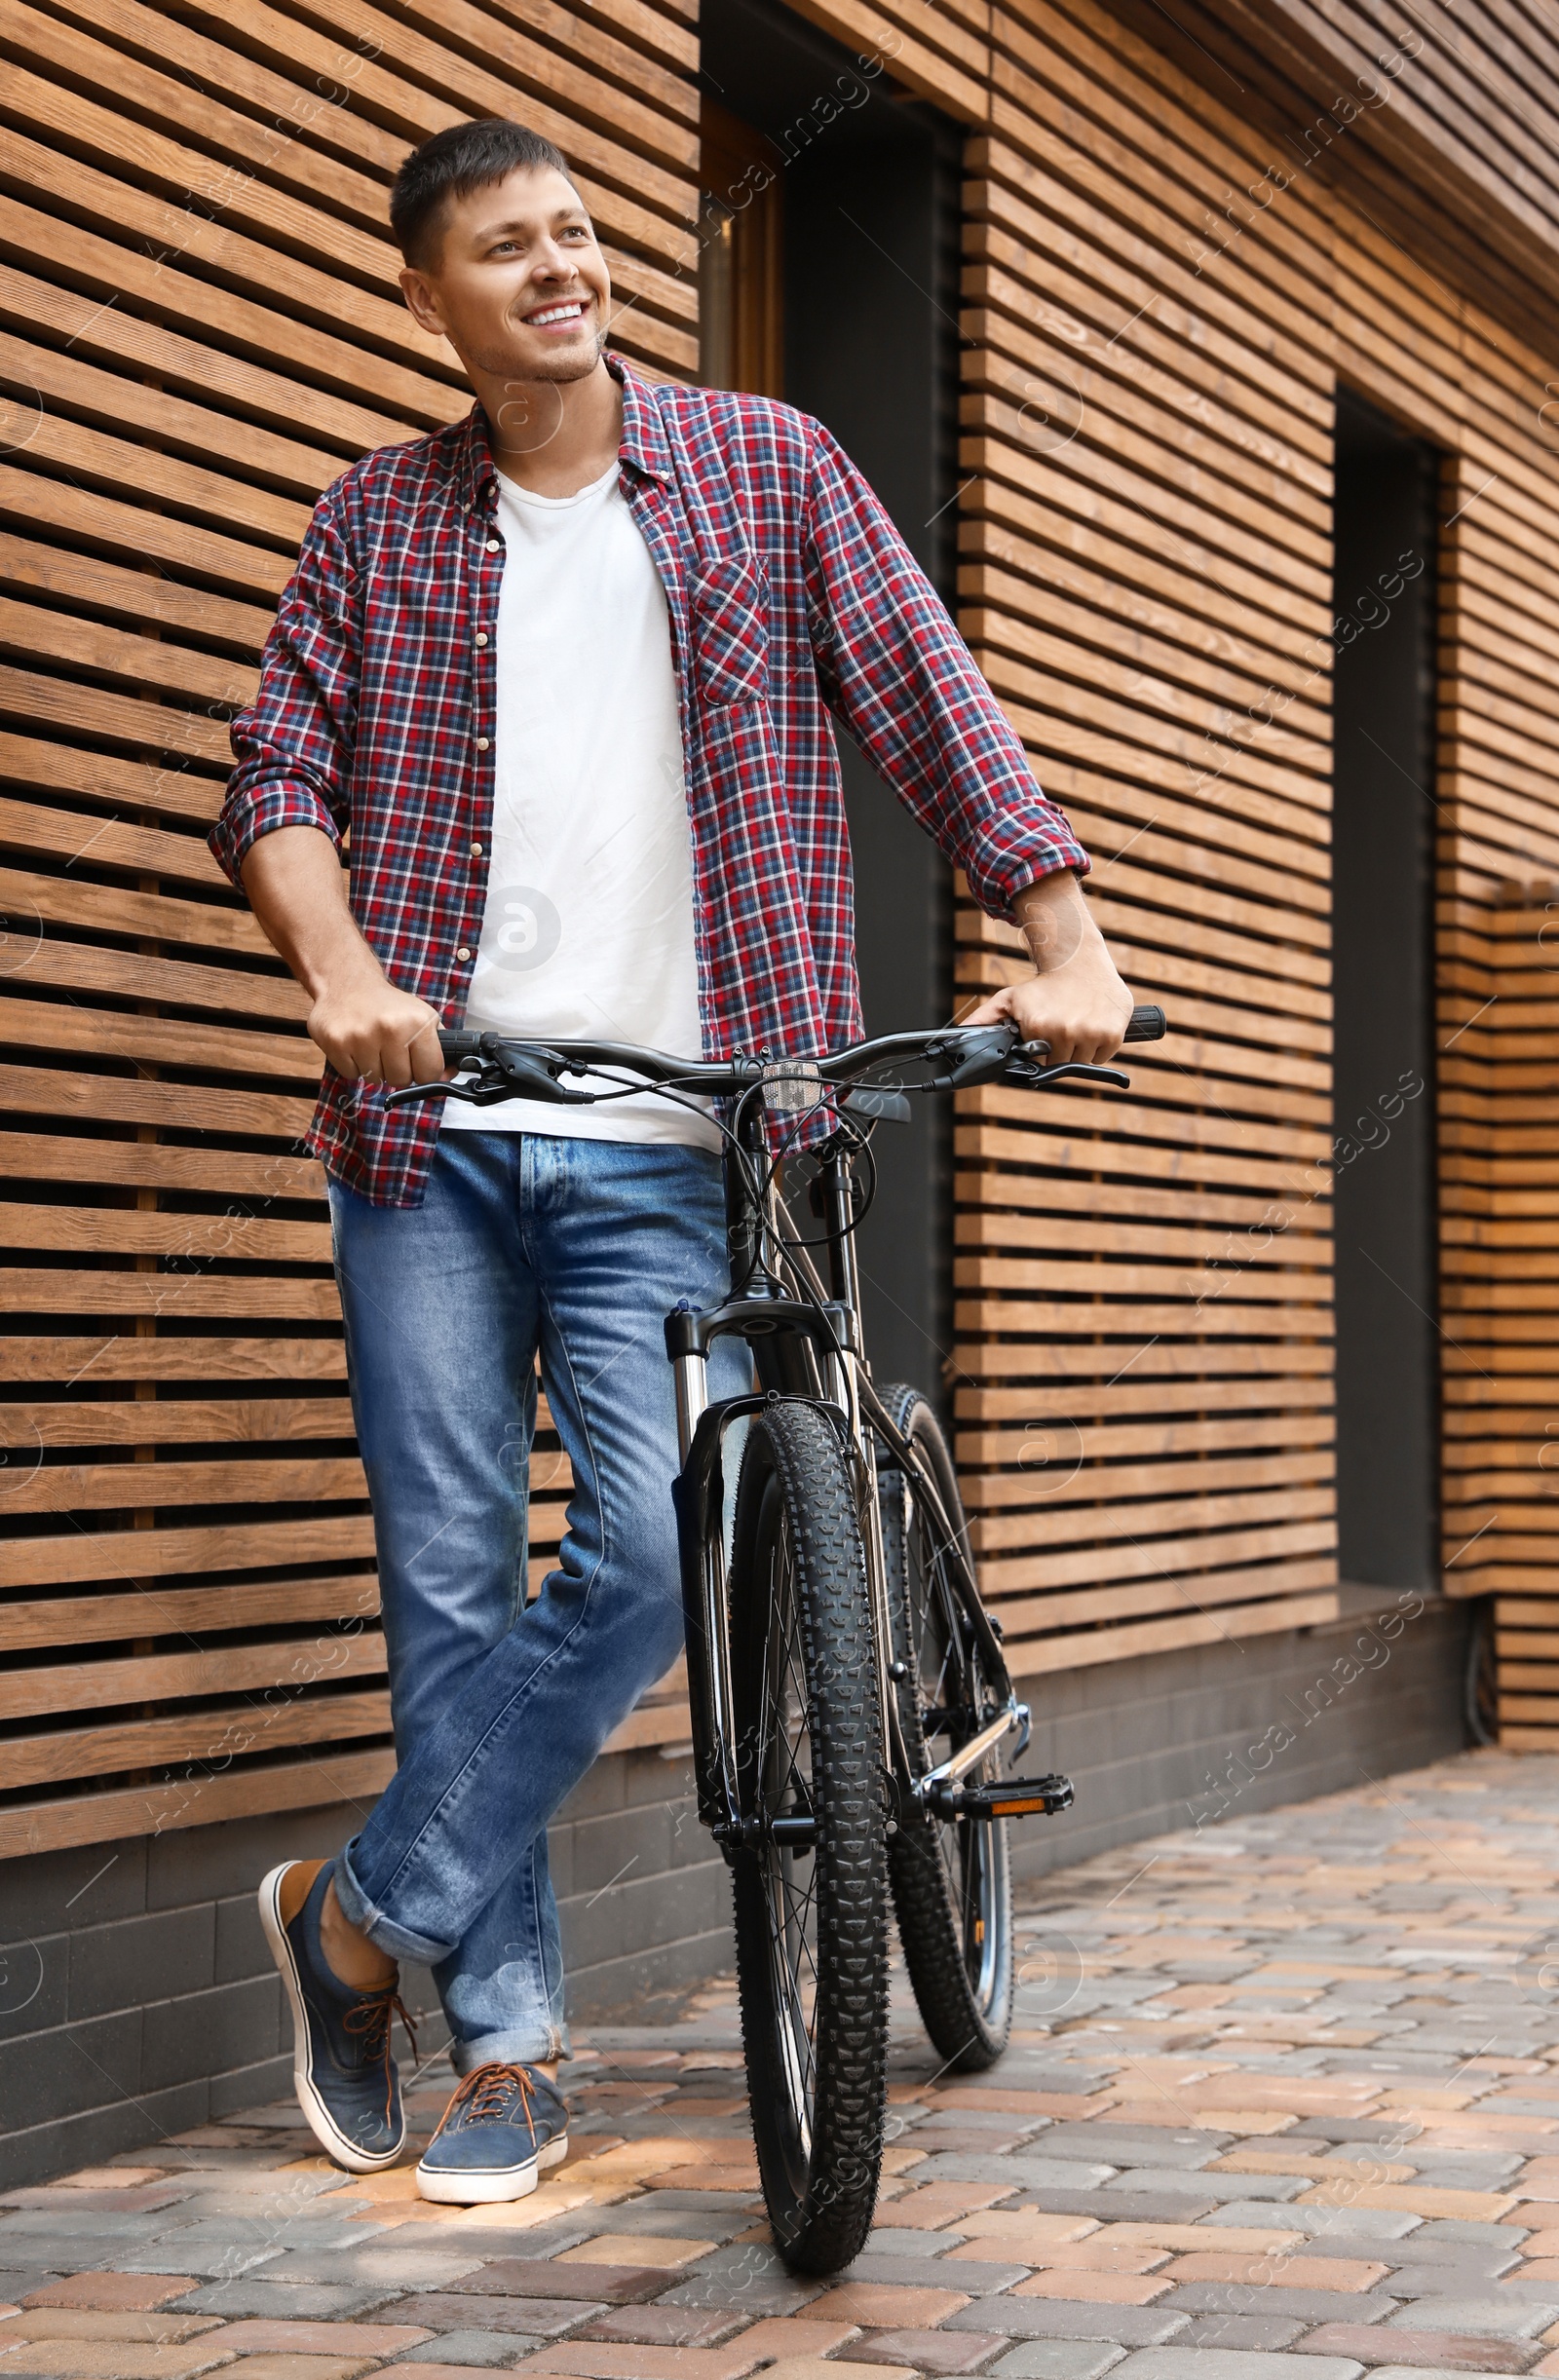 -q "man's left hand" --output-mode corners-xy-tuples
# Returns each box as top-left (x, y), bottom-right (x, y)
(961, 869), (1134, 1065)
